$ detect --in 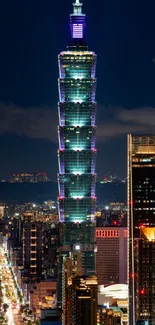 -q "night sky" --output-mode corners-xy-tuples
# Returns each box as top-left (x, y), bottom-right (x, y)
(0, 0), (155, 180)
